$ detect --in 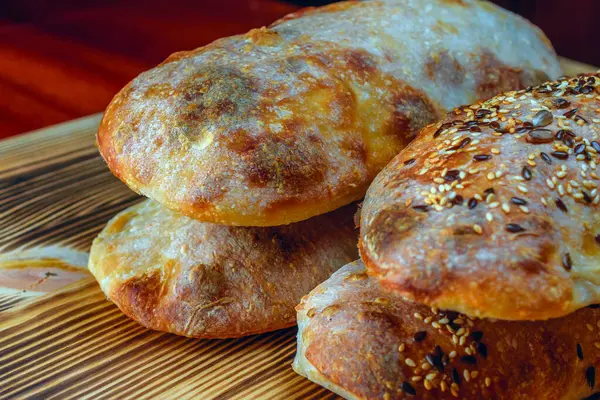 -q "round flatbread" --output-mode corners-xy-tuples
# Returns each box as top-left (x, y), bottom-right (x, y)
(89, 200), (358, 338)
(360, 74), (600, 320)
(97, 0), (560, 226)
(294, 260), (599, 399)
